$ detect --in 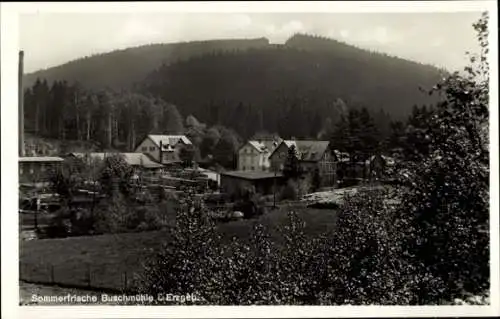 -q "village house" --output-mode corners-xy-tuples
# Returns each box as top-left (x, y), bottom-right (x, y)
(19, 156), (64, 184)
(237, 138), (281, 171)
(134, 134), (192, 166)
(220, 170), (285, 196)
(269, 140), (337, 187)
